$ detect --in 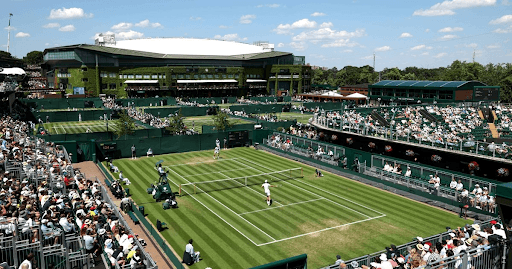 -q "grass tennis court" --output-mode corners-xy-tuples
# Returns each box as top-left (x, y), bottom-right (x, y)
(42, 120), (145, 134)
(181, 115), (253, 133)
(40, 108), (105, 112)
(110, 148), (471, 268)
(256, 112), (313, 124)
